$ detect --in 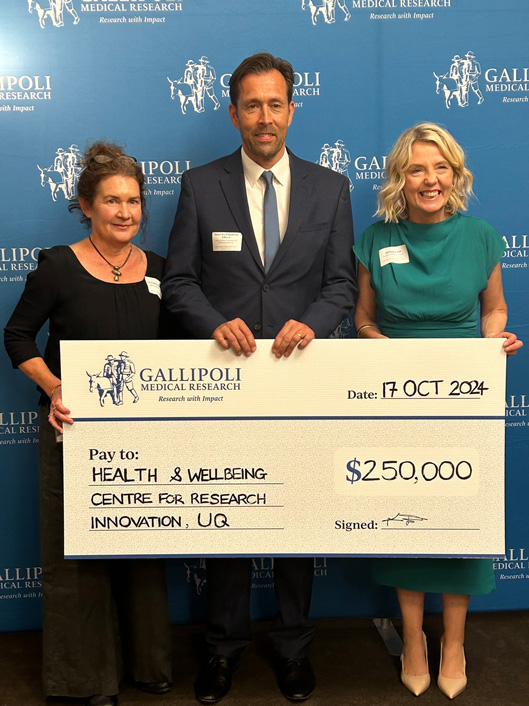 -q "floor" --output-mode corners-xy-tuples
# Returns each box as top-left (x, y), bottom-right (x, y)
(1, 612), (528, 706)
